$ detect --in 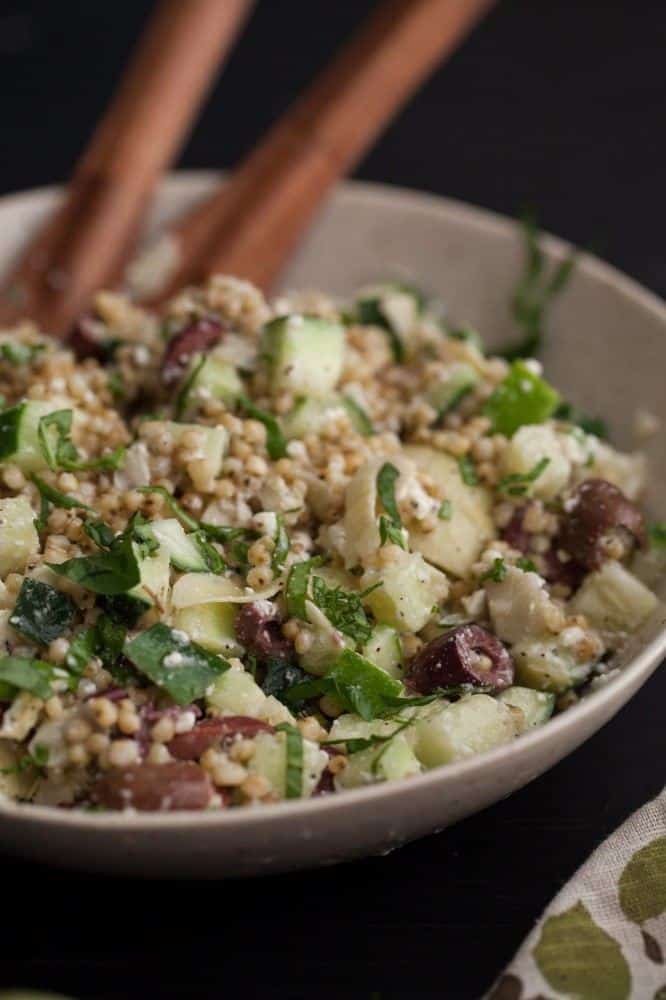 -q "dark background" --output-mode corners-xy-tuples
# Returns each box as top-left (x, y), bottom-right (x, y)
(0, 2), (664, 998)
